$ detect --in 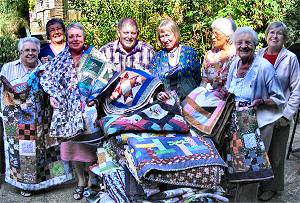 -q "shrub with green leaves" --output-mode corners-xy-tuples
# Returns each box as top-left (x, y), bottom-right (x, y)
(70, 0), (299, 55)
(0, 36), (19, 67)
